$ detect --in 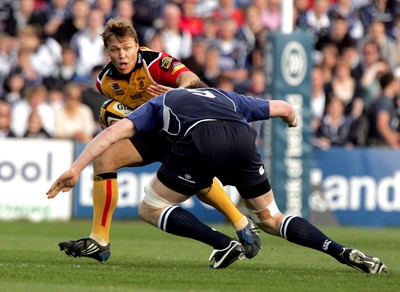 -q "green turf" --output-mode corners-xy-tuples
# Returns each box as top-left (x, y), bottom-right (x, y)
(0, 220), (398, 292)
